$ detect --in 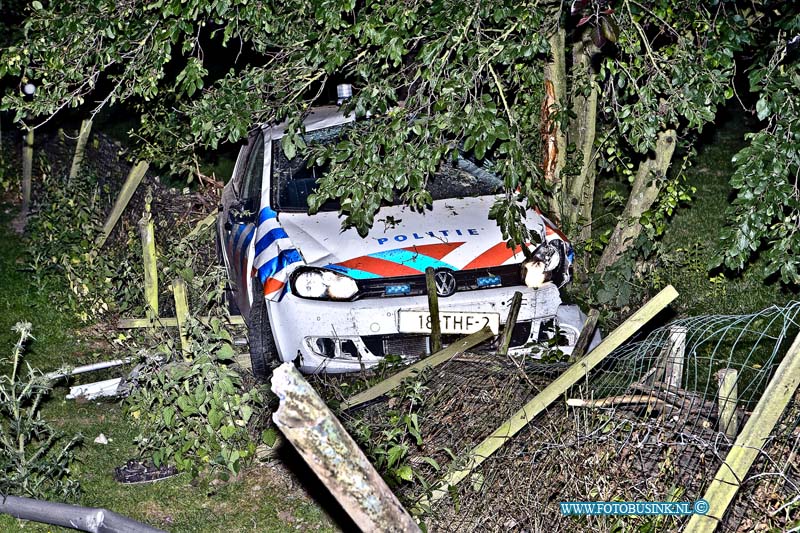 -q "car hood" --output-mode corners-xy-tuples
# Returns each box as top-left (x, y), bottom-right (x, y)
(277, 196), (550, 279)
